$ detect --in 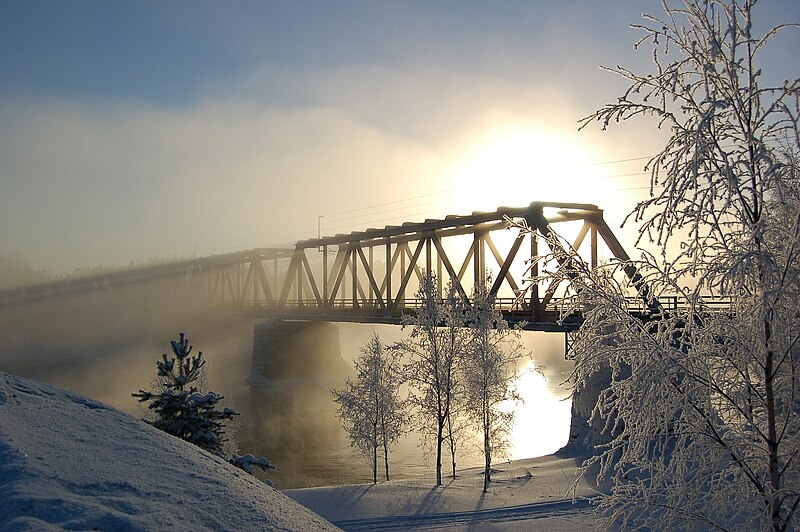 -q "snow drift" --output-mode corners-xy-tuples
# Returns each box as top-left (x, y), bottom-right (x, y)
(0, 371), (337, 531)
